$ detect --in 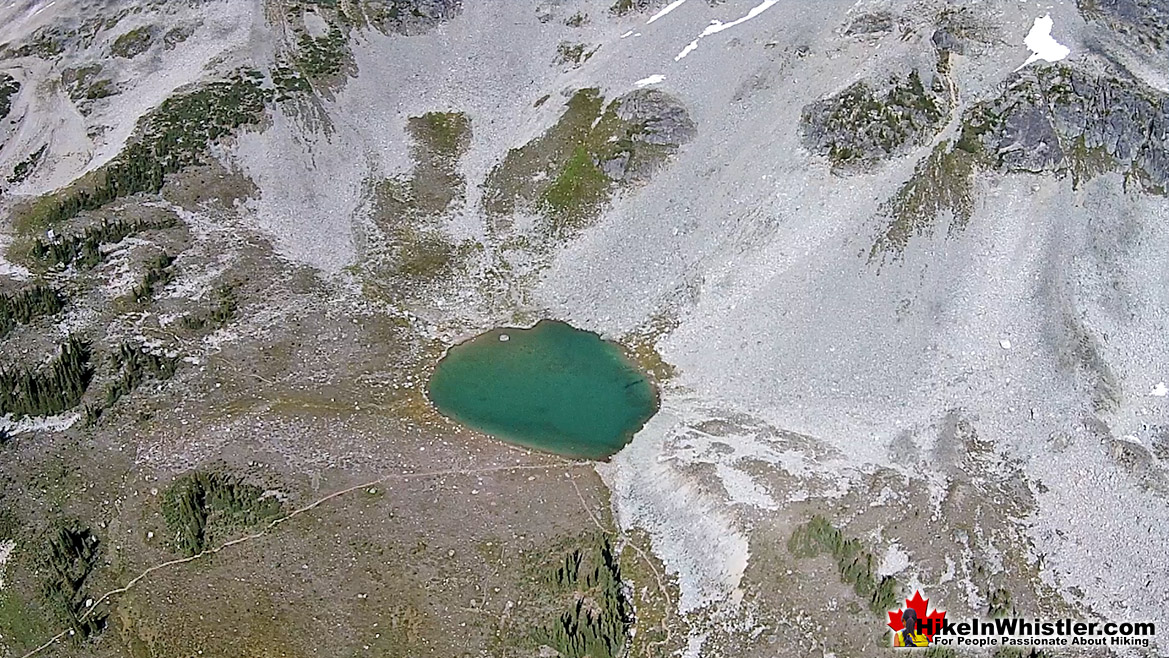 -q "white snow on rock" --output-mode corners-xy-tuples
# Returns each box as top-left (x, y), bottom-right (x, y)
(1151, 382), (1168, 397)
(648, 0), (688, 24)
(635, 74), (666, 87)
(878, 543), (911, 576)
(0, 234), (31, 280)
(0, 412), (80, 435)
(675, 0), (780, 61)
(1017, 14), (1070, 70)
(715, 462), (778, 509)
(999, 338), (1012, 350)
(0, 539), (15, 591)
(598, 403), (750, 614)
